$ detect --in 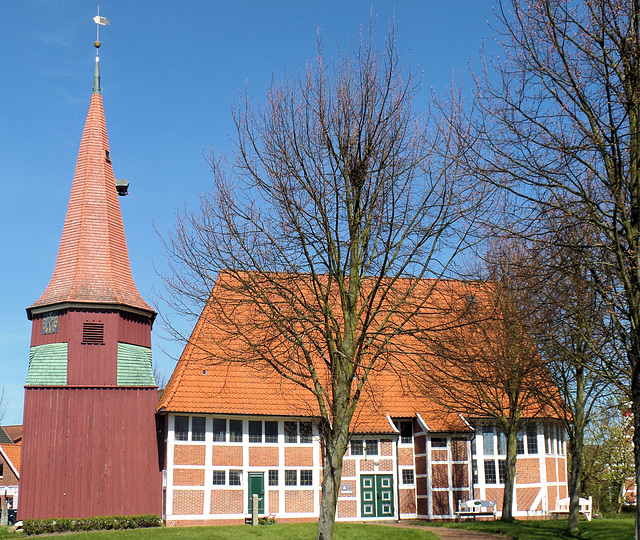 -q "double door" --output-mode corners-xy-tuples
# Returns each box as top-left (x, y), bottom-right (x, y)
(360, 474), (394, 517)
